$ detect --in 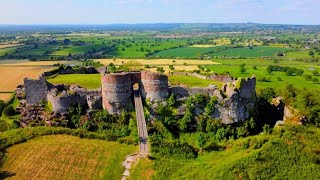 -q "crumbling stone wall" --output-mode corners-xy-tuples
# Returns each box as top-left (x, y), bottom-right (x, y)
(102, 71), (169, 114)
(47, 85), (102, 113)
(24, 77), (48, 105)
(172, 72), (233, 82)
(171, 76), (256, 124)
(170, 85), (222, 99)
